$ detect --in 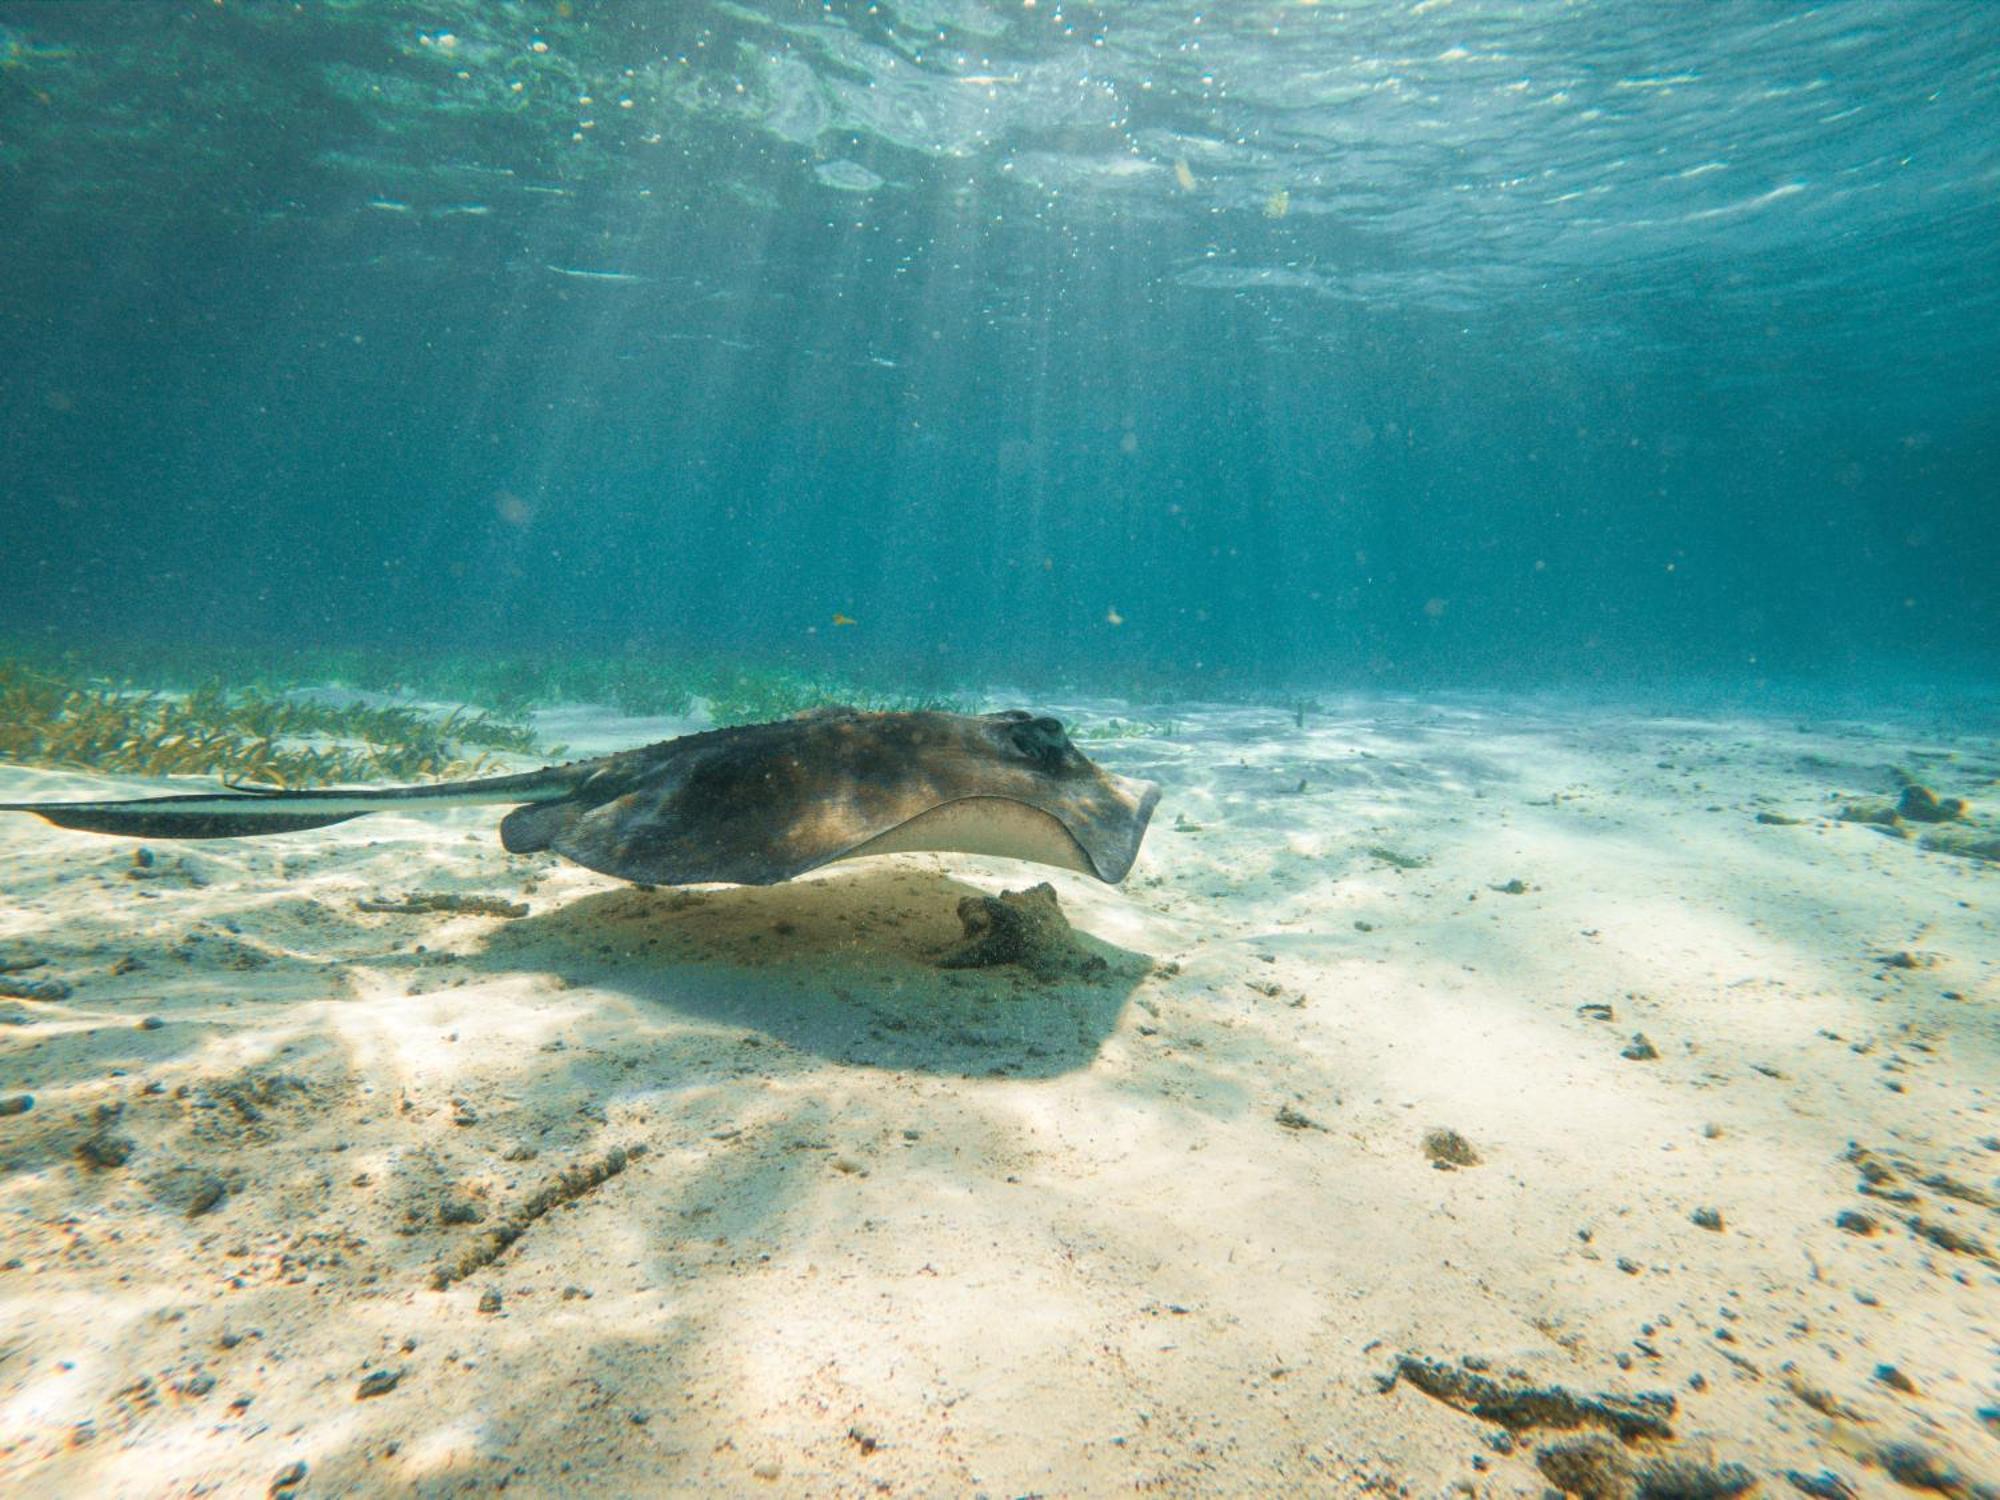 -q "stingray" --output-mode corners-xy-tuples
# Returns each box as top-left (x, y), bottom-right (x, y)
(0, 708), (1161, 886)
